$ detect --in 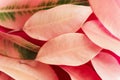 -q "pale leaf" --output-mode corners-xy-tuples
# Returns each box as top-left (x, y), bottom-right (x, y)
(0, 55), (58, 80)
(0, 31), (40, 59)
(0, 0), (89, 29)
(92, 51), (120, 80)
(88, 0), (120, 40)
(23, 4), (92, 41)
(82, 20), (120, 56)
(36, 33), (101, 66)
